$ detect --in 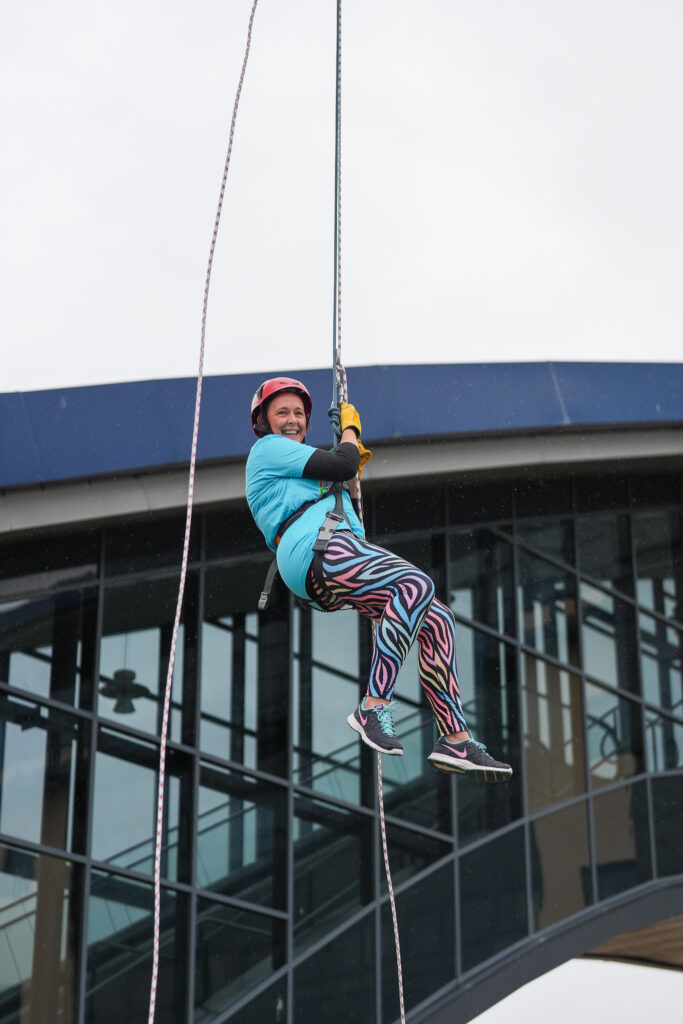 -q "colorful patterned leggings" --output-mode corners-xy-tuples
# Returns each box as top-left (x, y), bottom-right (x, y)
(308, 531), (468, 735)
